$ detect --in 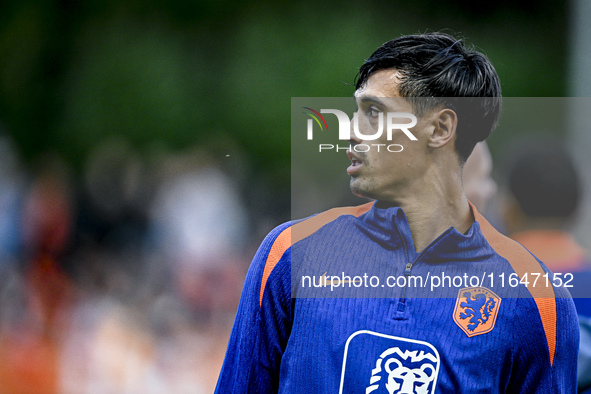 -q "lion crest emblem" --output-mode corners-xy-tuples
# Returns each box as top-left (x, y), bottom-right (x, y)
(453, 287), (501, 337)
